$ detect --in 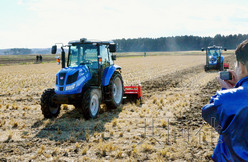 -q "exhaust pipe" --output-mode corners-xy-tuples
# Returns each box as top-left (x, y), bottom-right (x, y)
(61, 47), (65, 68)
